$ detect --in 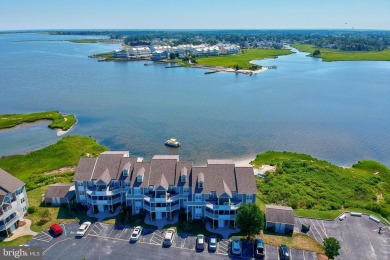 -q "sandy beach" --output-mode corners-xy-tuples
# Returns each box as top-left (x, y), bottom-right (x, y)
(232, 155), (276, 174)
